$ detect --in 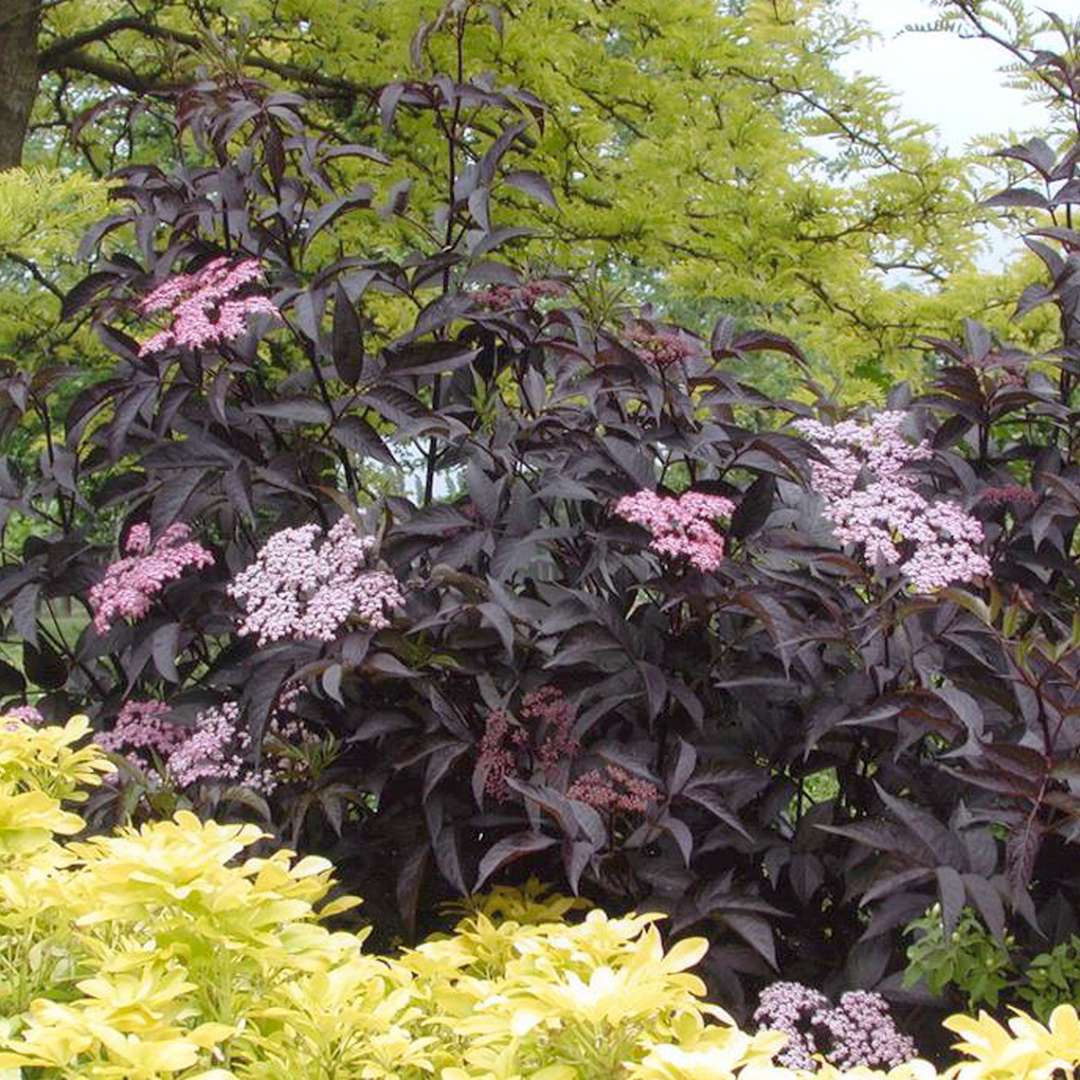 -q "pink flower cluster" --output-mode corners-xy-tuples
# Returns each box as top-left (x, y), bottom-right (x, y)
(567, 764), (659, 815)
(625, 325), (698, 367)
(476, 687), (581, 803)
(3, 704), (44, 727)
(794, 412), (991, 593)
(477, 708), (522, 802)
(753, 982), (916, 1071)
(90, 523), (214, 635)
(96, 699), (187, 766)
(99, 693), (317, 794)
(814, 990), (918, 1070)
(753, 981), (827, 1070)
(165, 701), (258, 789)
(525, 686), (579, 772)
(228, 517), (405, 645)
(474, 689), (658, 817)
(138, 257), (279, 355)
(614, 490), (735, 572)
(980, 484), (1039, 507)
(470, 279), (564, 311)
